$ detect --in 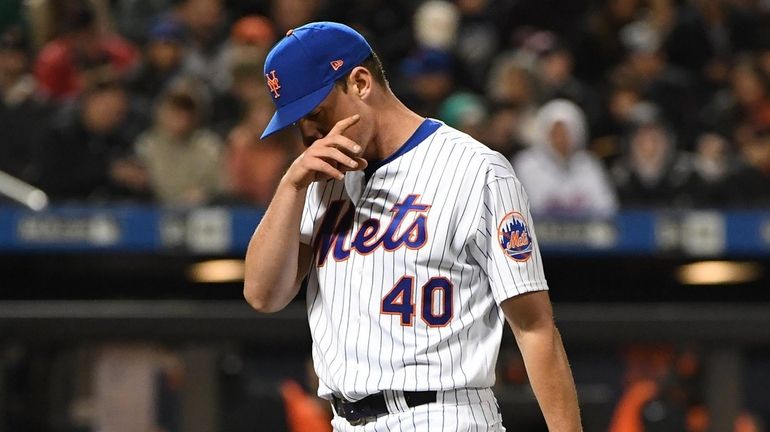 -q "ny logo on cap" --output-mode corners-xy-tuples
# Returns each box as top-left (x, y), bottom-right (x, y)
(330, 59), (344, 71)
(266, 70), (281, 98)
